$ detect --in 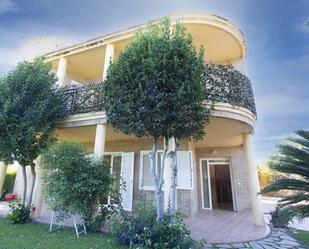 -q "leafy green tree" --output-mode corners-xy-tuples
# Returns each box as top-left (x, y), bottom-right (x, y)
(261, 130), (309, 219)
(0, 58), (64, 205)
(104, 18), (212, 219)
(41, 142), (114, 229)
